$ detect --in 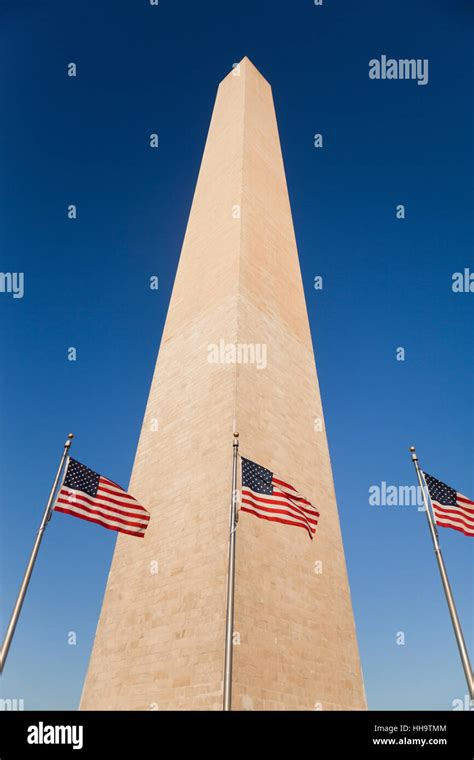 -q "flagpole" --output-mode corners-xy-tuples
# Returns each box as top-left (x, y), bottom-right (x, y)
(410, 445), (474, 700)
(0, 433), (74, 673)
(223, 431), (239, 711)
